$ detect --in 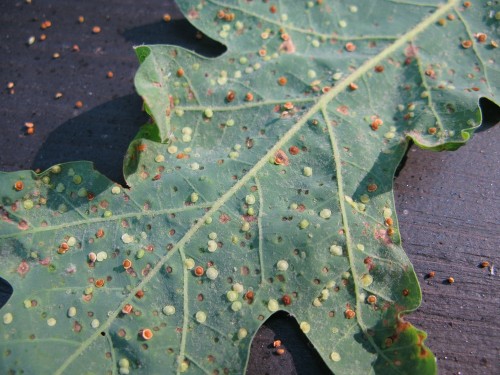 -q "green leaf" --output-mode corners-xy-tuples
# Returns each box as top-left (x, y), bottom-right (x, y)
(1, 1), (497, 374)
